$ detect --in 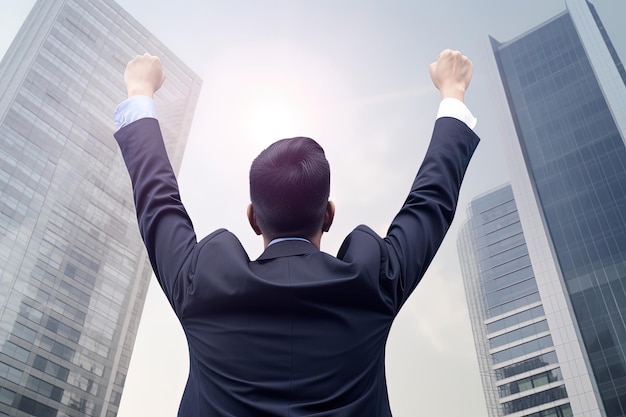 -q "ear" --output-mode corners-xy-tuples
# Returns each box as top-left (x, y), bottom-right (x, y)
(322, 201), (335, 232)
(247, 204), (262, 235)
